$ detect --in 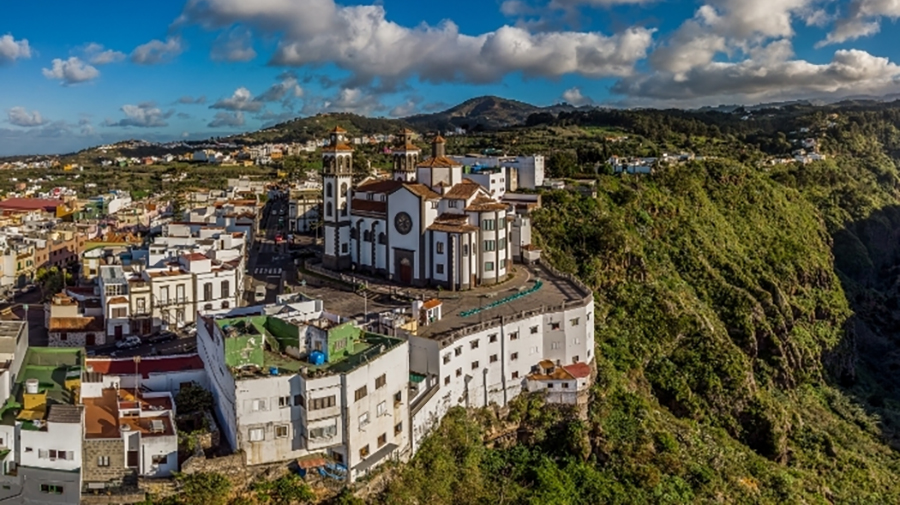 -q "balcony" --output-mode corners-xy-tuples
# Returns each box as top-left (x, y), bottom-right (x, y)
(155, 297), (188, 307)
